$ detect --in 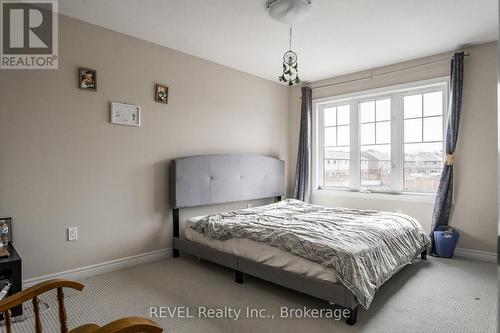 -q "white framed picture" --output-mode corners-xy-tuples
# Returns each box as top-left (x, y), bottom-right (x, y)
(110, 102), (141, 127)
